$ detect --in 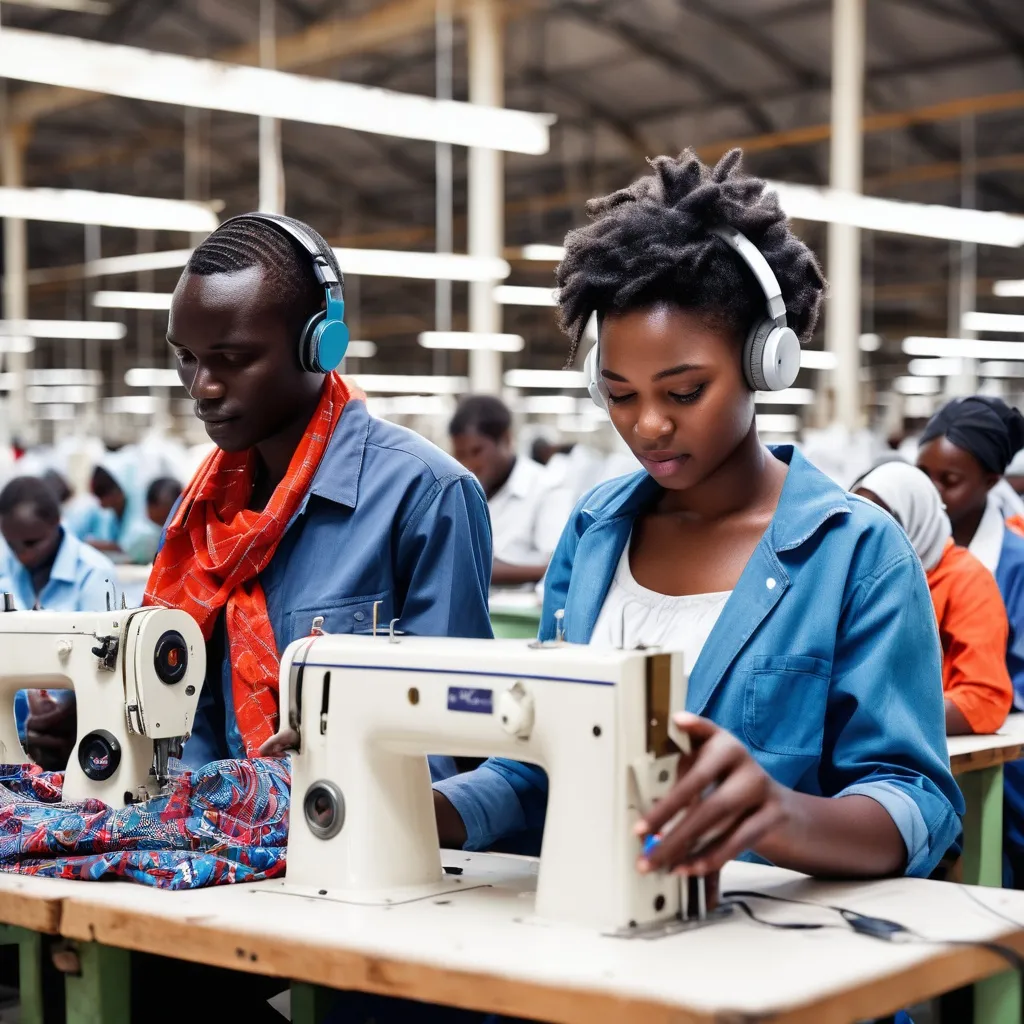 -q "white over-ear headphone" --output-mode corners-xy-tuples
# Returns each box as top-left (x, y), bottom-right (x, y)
(584, 225), (801, 409)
